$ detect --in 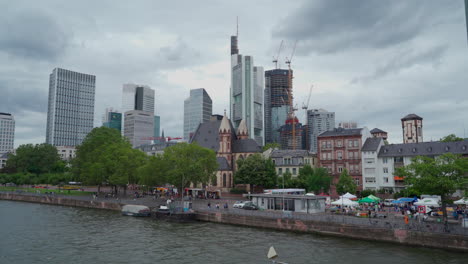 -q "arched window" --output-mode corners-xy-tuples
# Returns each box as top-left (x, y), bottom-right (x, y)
(229, 173), (232, 187)
(223, 173), (227, 187)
